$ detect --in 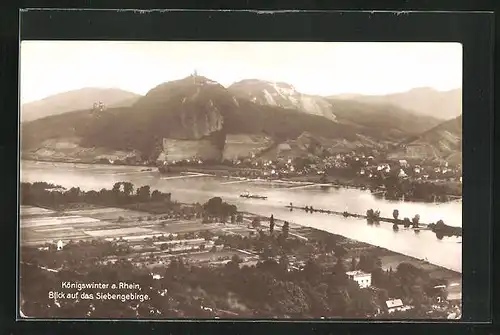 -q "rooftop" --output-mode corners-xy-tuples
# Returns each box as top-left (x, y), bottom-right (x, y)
(386, 299), (404, 309)
(346, 270), (370, 277)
